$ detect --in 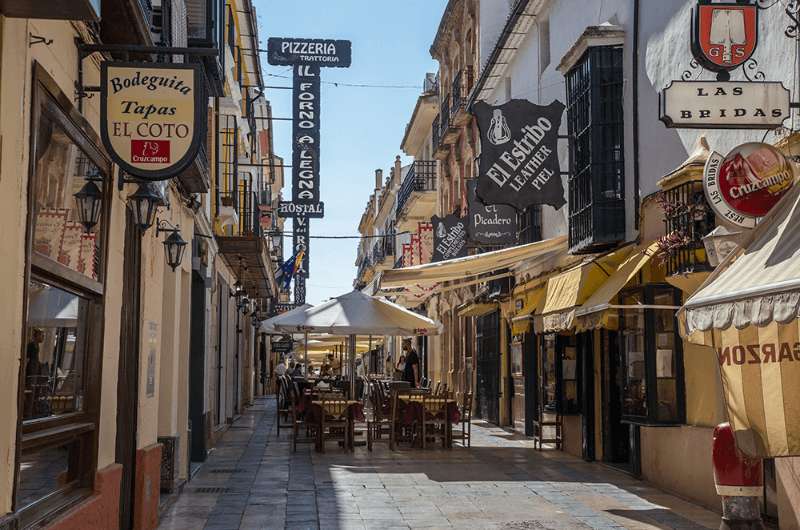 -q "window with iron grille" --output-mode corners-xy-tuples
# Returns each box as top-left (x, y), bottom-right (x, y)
(566, 45), (625, 254)
(658, 181), (715, 276)
(518, 205), (542, 244)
